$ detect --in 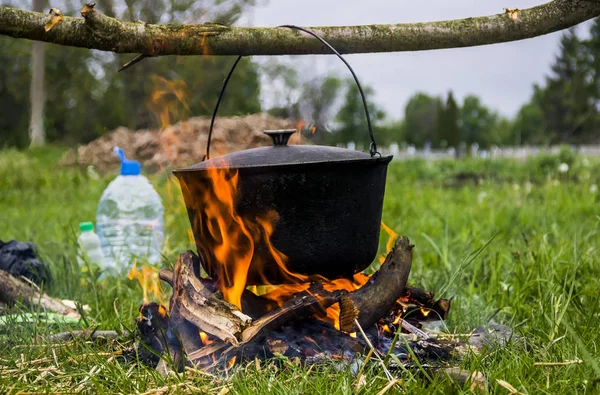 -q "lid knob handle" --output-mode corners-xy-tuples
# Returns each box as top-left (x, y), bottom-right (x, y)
(264, 130), (296, 146)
